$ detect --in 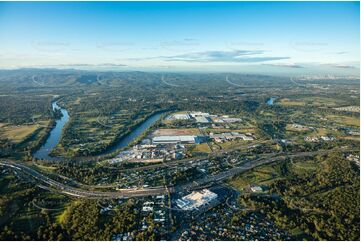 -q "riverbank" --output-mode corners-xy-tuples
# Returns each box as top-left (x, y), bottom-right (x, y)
(32, 102), (70, 161)
(32, 103), (168, 162)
